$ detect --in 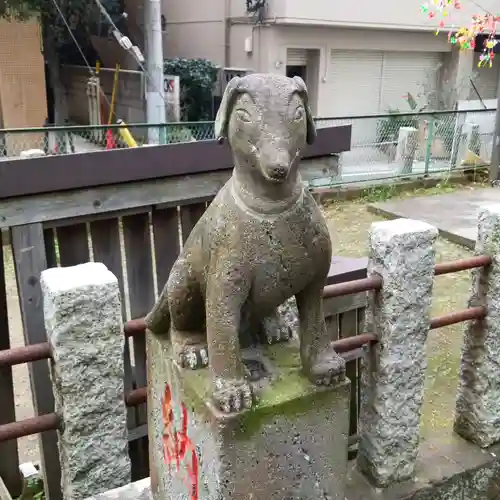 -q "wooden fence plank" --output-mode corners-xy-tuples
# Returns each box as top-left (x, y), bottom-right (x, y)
(122, 213), (154, 480)
(57, 223), (90, 267)
(0, 241), (21, 496)
(10, 224), (62, 500)
(339, 308), (361, 460)
(43, 228), (58, 268)
(89, 218), (126, 318)
(180, 202), (206, 243)
(151, 207), (180, 294)
(357, 307), (366, 425)
(0, 126), (352, 200)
